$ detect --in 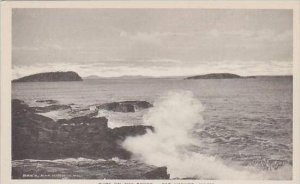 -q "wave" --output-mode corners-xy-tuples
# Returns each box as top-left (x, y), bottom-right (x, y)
(122, 90), (292, 180)
(96, 109), (146, 128)
(37, 109), (72, 121)
(37, 105), (98, 121)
